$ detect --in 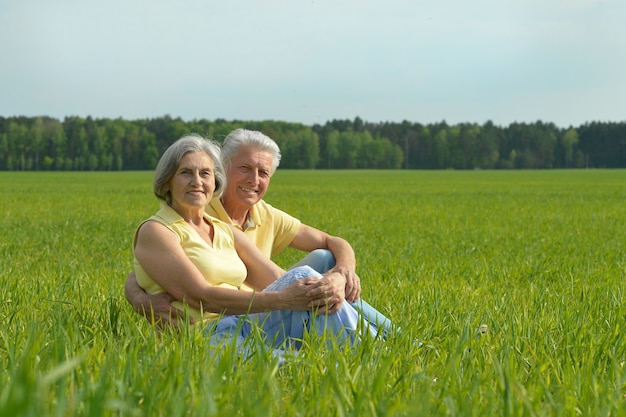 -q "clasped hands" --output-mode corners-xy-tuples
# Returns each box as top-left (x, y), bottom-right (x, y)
(137, 270), (350, 329)
(283, 270), (347, 315)
(285, 266), (359, 315)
